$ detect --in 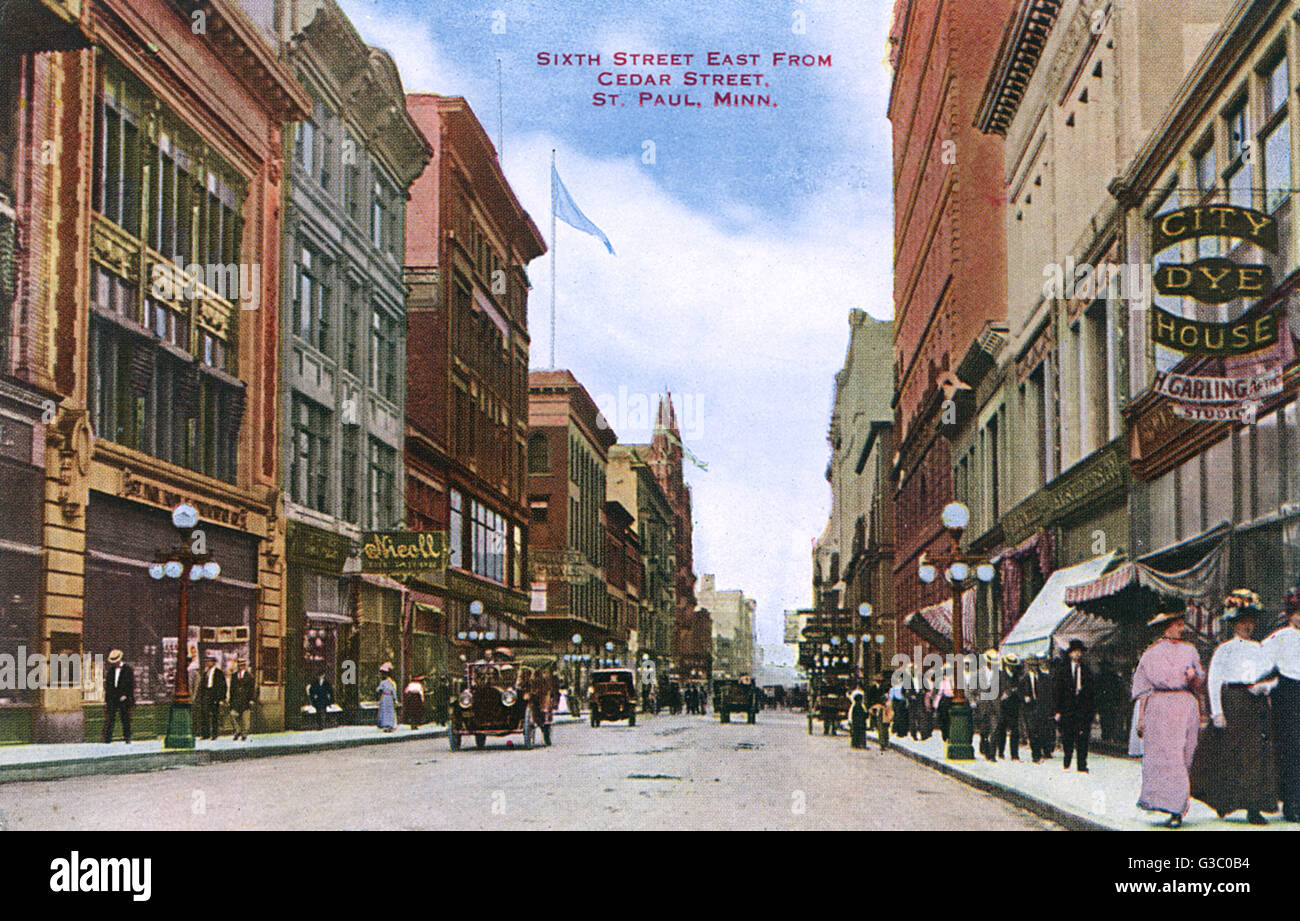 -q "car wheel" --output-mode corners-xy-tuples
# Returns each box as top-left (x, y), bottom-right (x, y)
(449, 727), (461, 751)
(475, 734), (486, 749)
(542, 723), (552, 746)
(721, 710), (730, 724)
(523, 707), (535, 750)
(629, 709), (636, 727)
(591, 710), (600, 727)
